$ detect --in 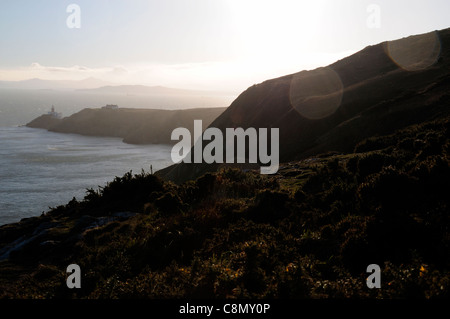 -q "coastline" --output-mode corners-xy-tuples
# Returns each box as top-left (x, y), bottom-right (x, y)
(26, 106), (227, 145)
